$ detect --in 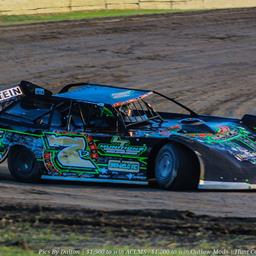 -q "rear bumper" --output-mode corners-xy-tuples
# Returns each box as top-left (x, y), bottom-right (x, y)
(199, 180), (256, 190)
